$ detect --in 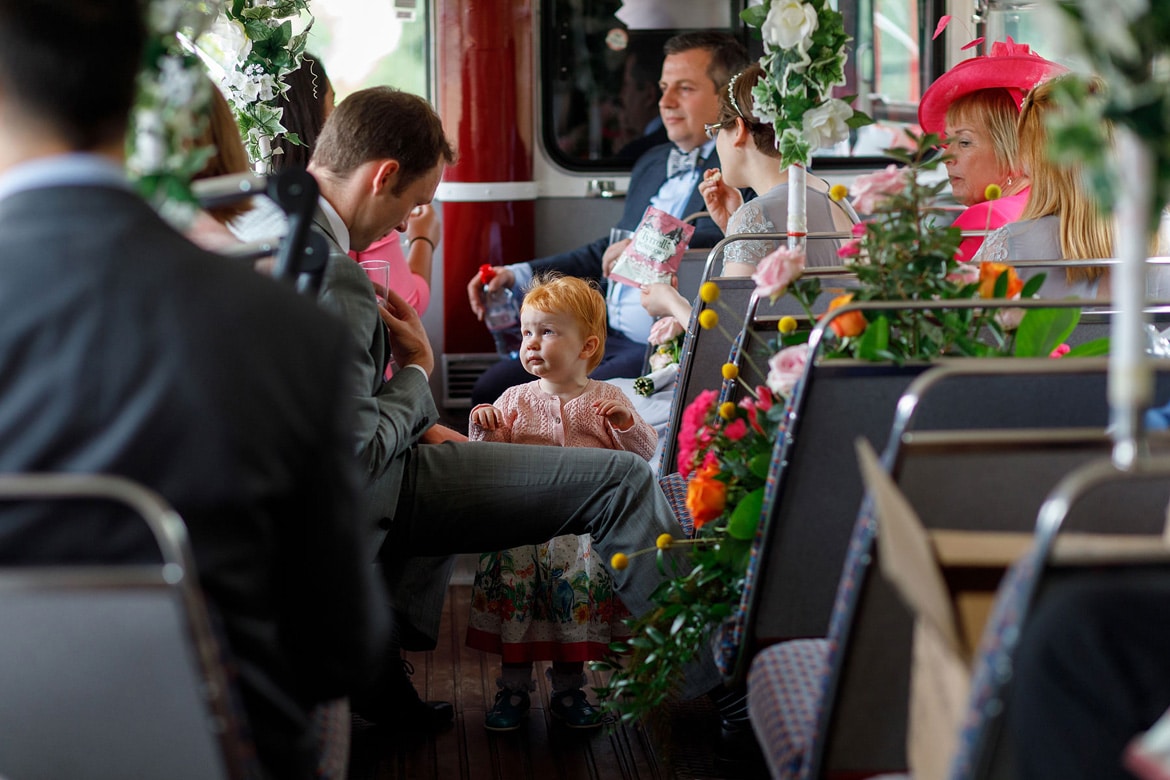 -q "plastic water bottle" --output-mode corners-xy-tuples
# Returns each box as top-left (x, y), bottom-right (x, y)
(479, 264), (522, 359)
